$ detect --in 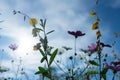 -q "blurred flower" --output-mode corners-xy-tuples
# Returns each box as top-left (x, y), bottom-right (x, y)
(57, 48), (64, 55)
(0, 66), (9, 73)
(105, 63), (120, 72)
(9, 44), (18, 51)
(90, 11), (96, 16)
(33, 43), (41, 51)
(62, 46), (72, 51)
(68, 30), (85, 38)
(113, 53), (117, 59)
(96, 30), (102, 37)
(111, 61), (120, 66)
(29, 18), (38, 26)
(92, 18), (100, 30)
(88, 43), (97, 53)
